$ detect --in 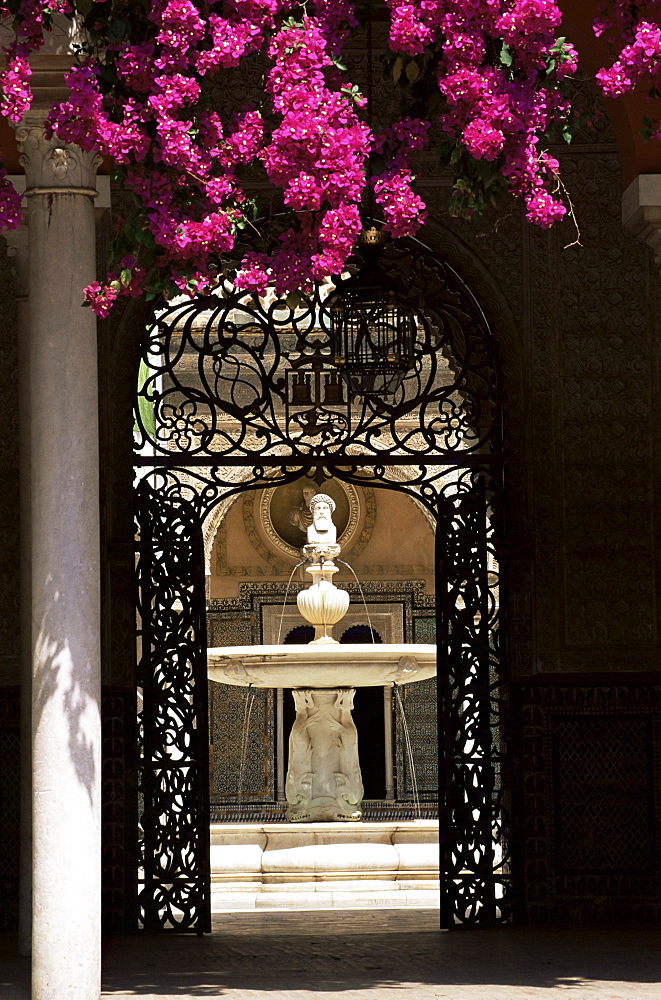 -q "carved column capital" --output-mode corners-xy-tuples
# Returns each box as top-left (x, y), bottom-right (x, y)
(15, 121), (102, 196)
(622, 174), (661, 268)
